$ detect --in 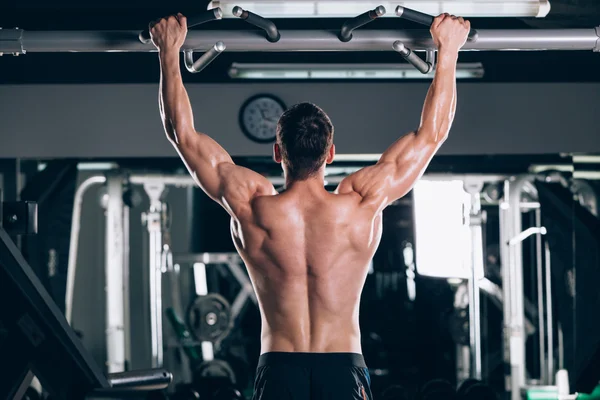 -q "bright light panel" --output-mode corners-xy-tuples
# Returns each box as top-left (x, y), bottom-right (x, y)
(209, 1), (550, 18)
(228, 63), (484, 80)
(413, 180), (472, 279)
